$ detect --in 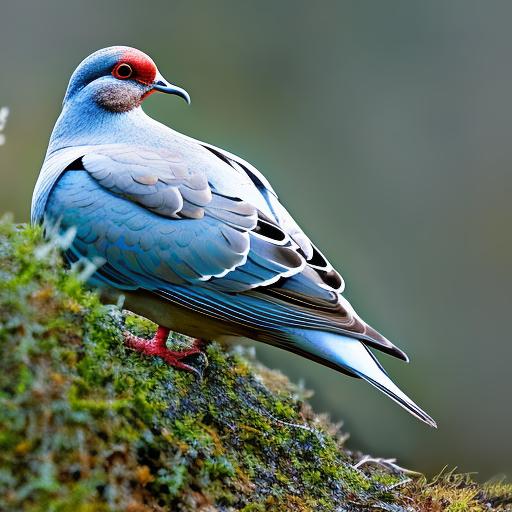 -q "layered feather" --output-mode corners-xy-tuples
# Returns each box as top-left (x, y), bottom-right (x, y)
(42, 143), (407, 361)
(31, 54), (433, 427)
